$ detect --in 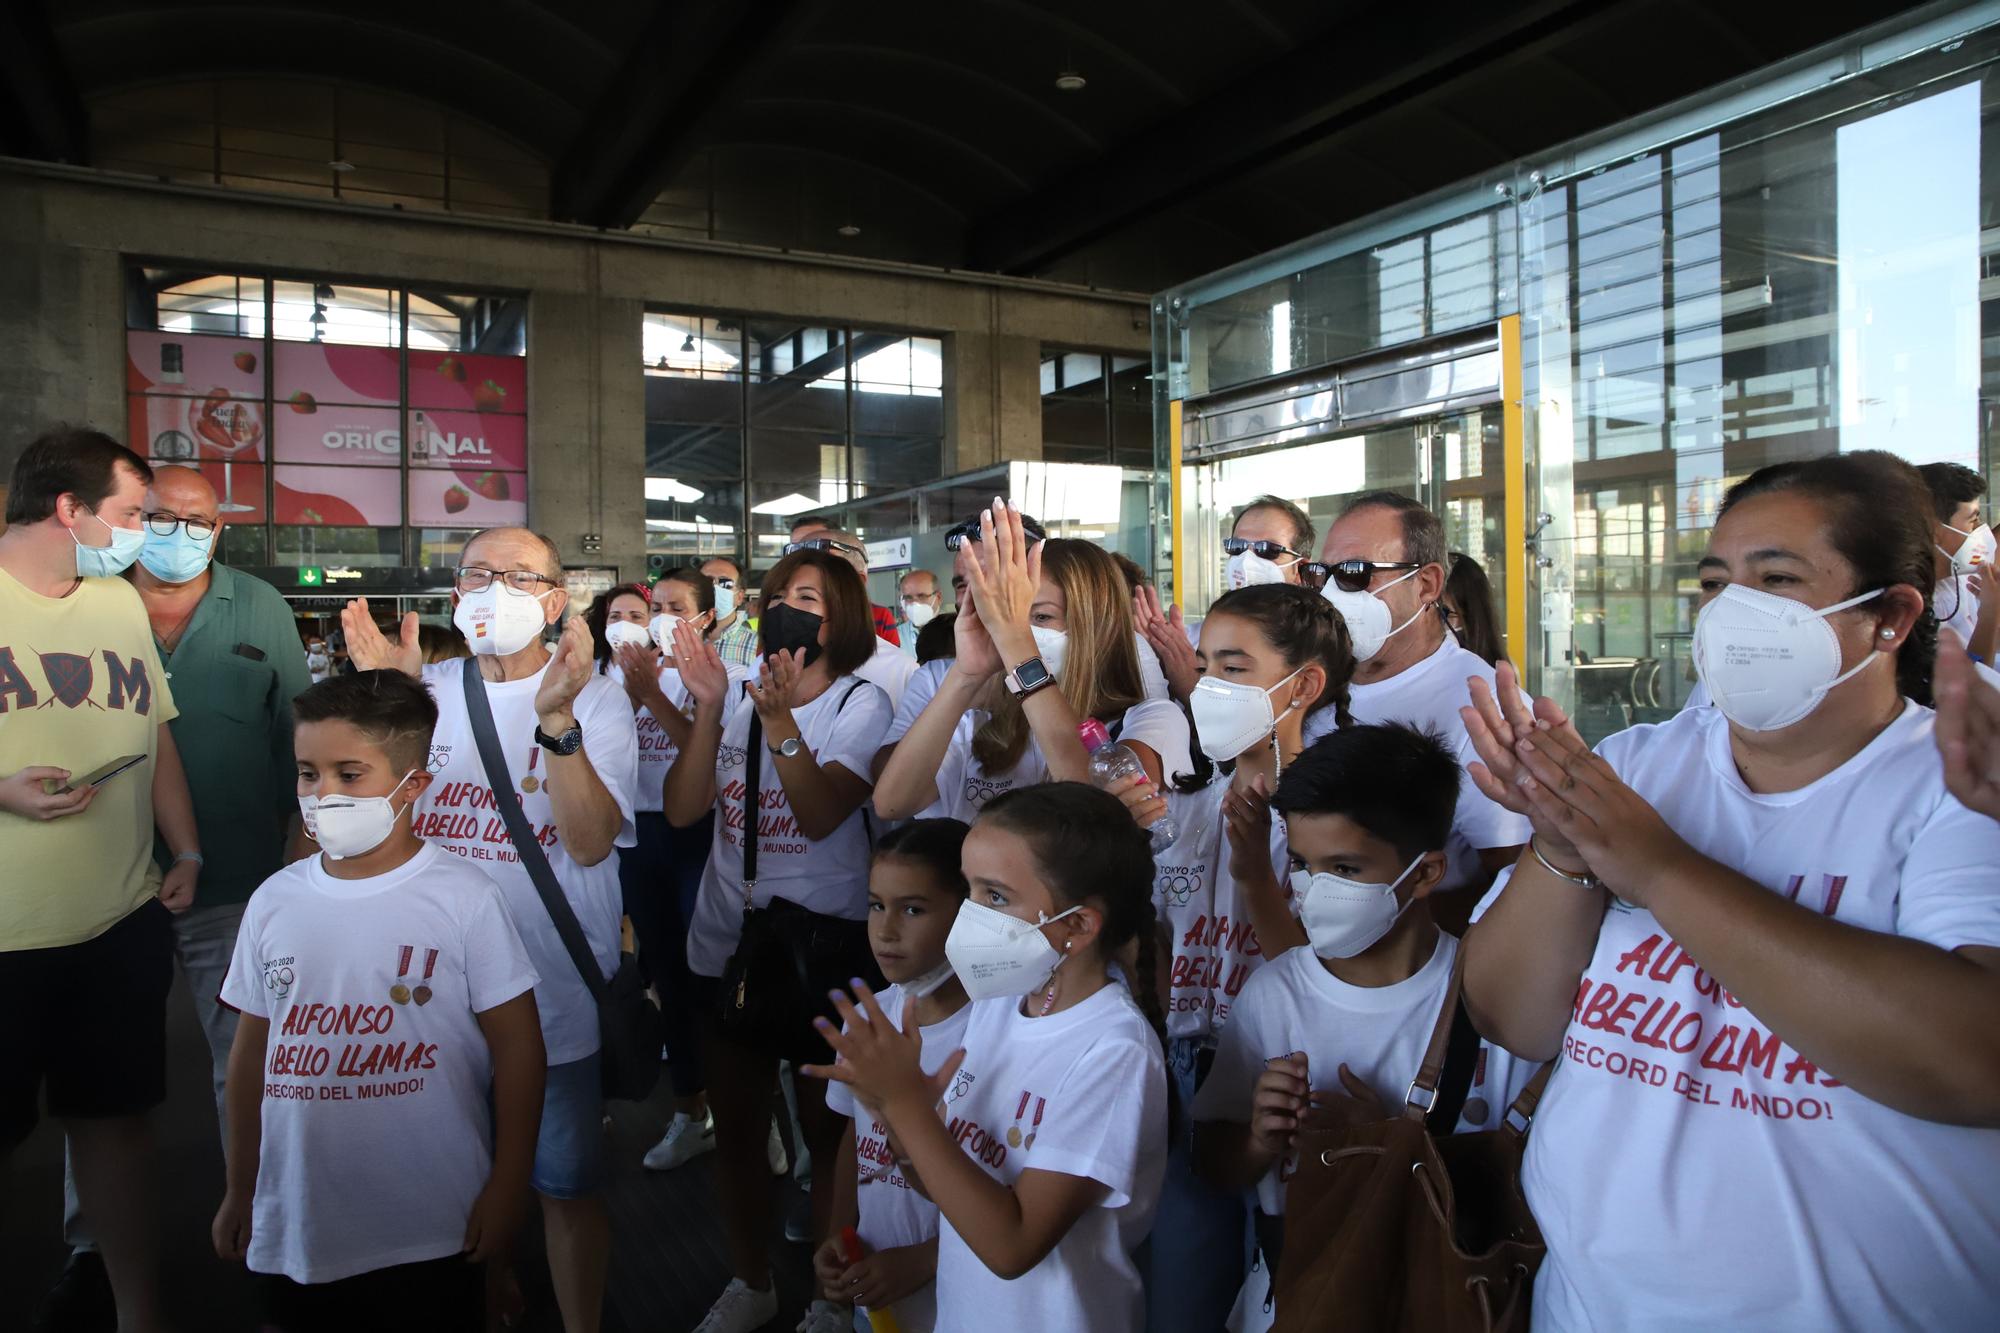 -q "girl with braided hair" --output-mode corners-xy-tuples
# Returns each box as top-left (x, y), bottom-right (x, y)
(804, 782), (1169, 1331)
